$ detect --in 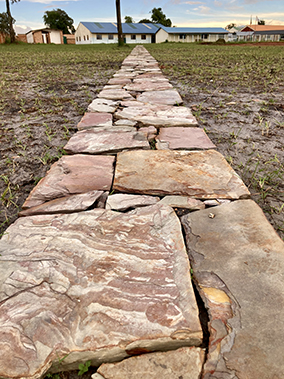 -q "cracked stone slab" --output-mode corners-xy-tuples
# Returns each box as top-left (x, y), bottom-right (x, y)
(22, 155), (115, 209)
(98, 89), (134, 101)
(19, 190), (105, 216)
(137, 90), (182, 106)
(88, 99), (119, 114)
(96, 347), (205, 379)
(125, 81), (172, 92)
(113, 150), (250, 199)
(114, 119), (137, 127)
(77, 113), (112, 130)
(139, 126), (157, 141)
(181, 200), (284, 379)
(108, 78), (132, 85)
(0, 204), (202, 378)
(106, 194), (159, 211)
(159, 196), (205, 210)
(64, 130), (149, 155)
(156, 127), (216, 150)
(116, 103), (198, 127)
